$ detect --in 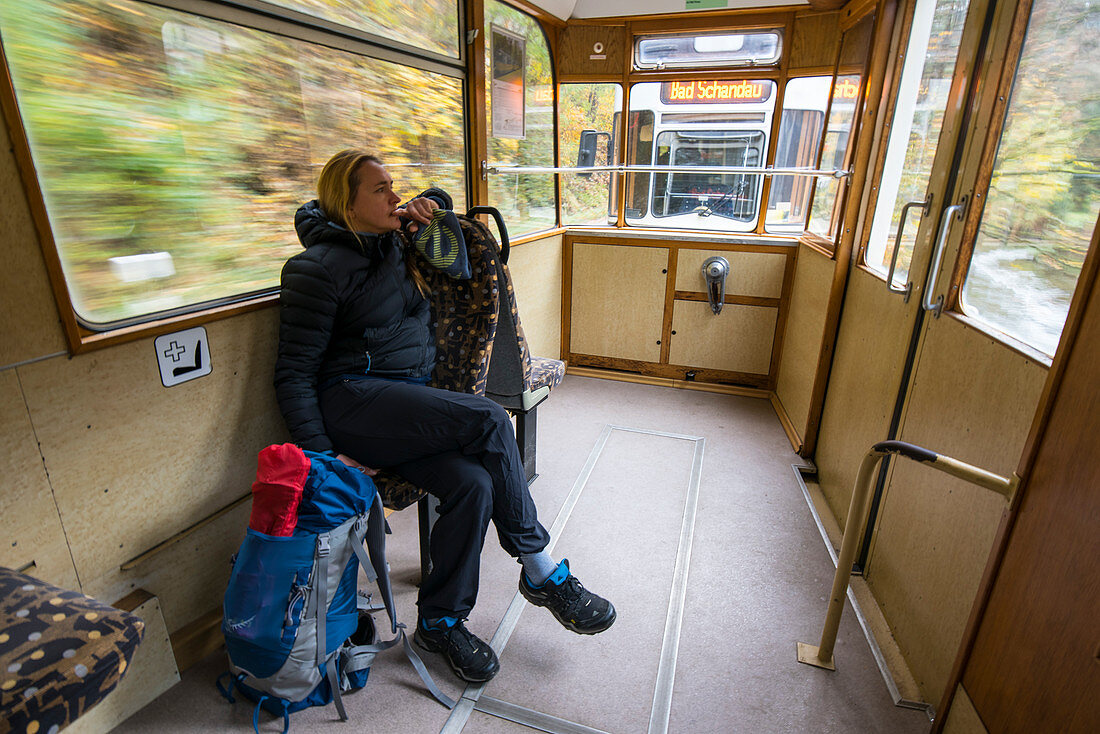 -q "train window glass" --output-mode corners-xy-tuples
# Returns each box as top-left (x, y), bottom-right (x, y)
(765, 76), (831, 234)
(806, 74), (861, 237)
(559, 83), (620, 226)
(865, 0), (971, 286)
(959, 0), (1099, 356)
(0, 0), (466, 326)
(635, 31), (782, 69)
(262, 0), (459, 58)
(627, 80), (776, 232)
(485, 0), (555, 236)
